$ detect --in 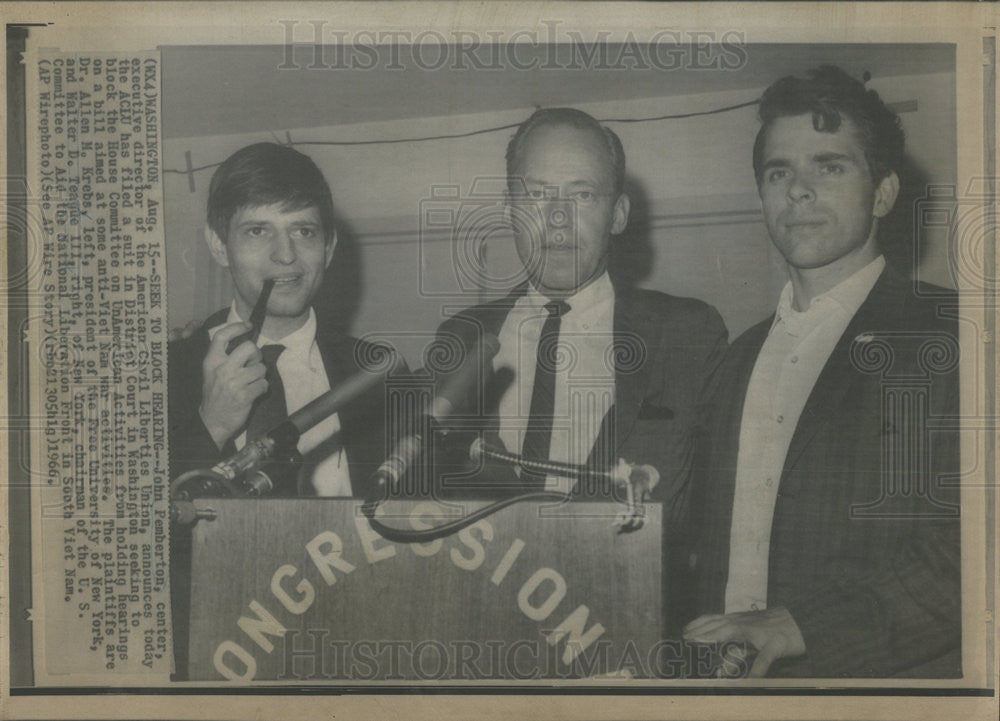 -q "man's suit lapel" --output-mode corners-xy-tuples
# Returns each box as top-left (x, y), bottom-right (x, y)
(720, 321), (772, 470)
(703, 318), (770, 609)
(313, 320), (370, 482)
(575, 286), (653, 469)
(485, 286), (526, 336)
(477, 283), (530, 421)
(781, 269), (904, 480)
(606, 289), (651, 459)
(194, 308), (234, 398)
(314, 323), (356, 388)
